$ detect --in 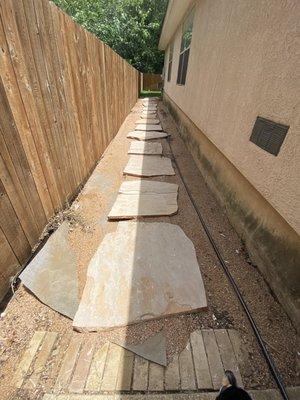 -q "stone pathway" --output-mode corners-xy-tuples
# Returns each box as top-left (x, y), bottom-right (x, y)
(14, 329), (244, 394)
(13, 98), (299, 400)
